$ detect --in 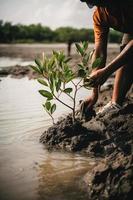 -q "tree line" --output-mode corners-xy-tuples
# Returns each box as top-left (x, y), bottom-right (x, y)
(0, 20), (122, 44)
